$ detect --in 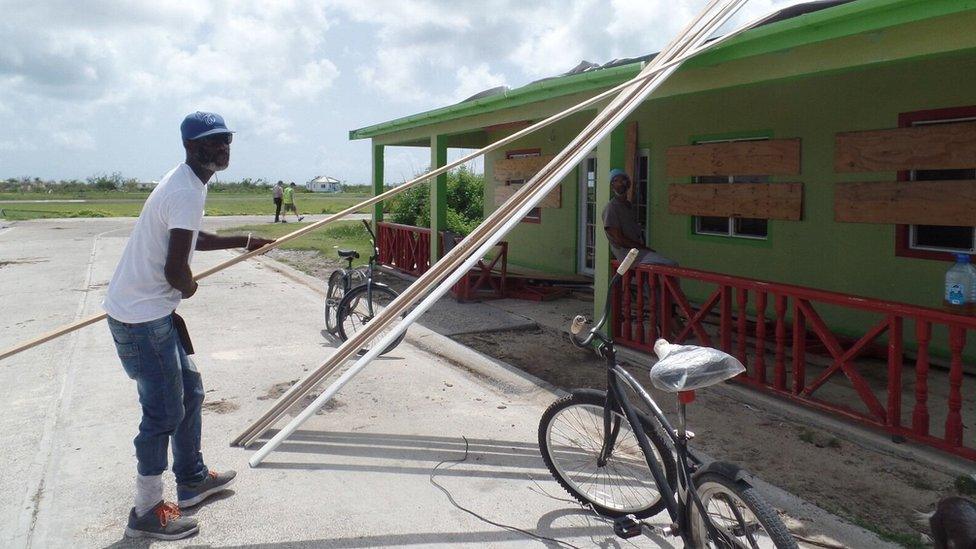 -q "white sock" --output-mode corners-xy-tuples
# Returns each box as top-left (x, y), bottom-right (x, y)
(134, 474), (163, 516)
